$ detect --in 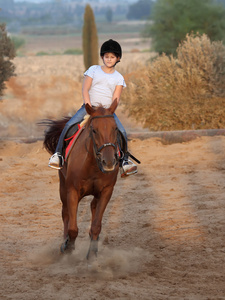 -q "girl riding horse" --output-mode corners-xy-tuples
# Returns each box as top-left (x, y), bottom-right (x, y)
(44, 100), (121, 257)
(48, 39), (137, 177)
